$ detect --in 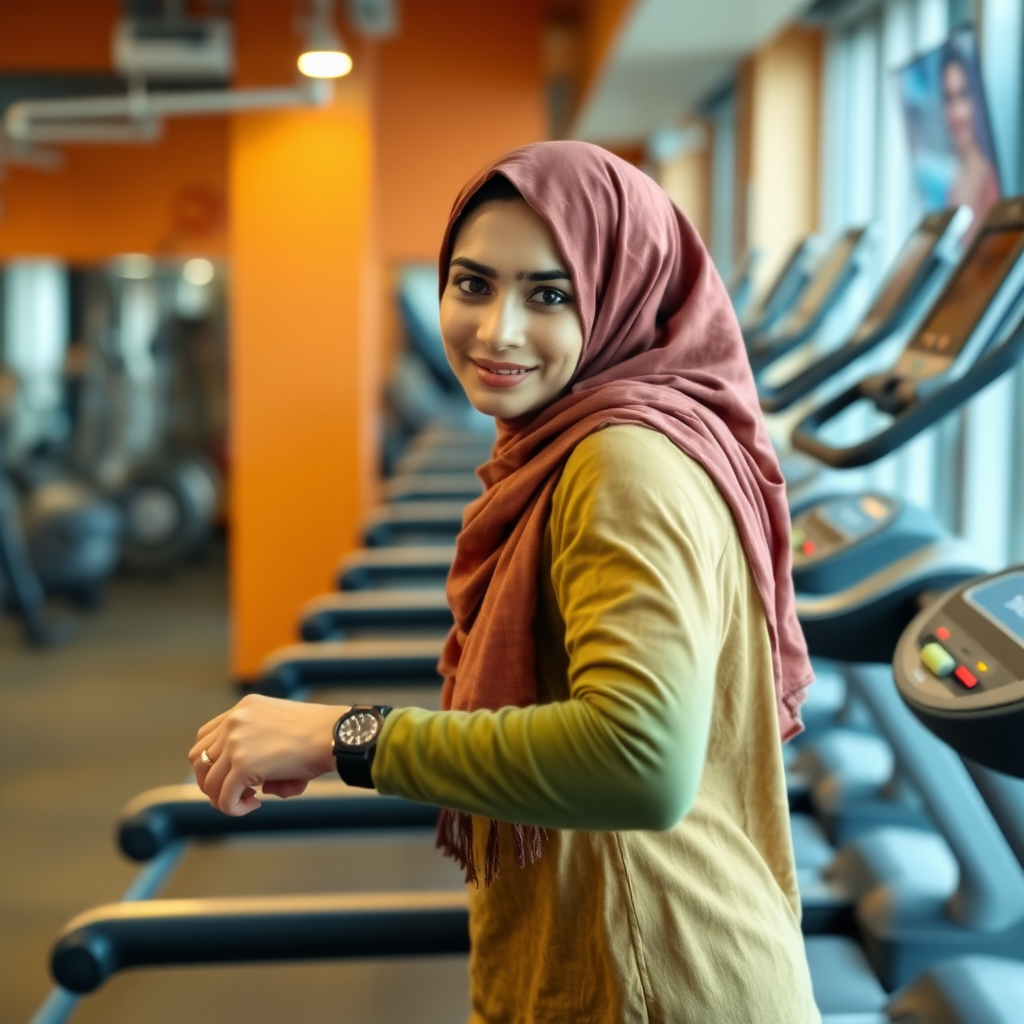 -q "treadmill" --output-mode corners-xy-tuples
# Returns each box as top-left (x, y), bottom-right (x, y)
(740, 234), (821, 342)
(759, 208), (972, 414)
(746, 225), (873, 372)
(774, 198), (1024, 941)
